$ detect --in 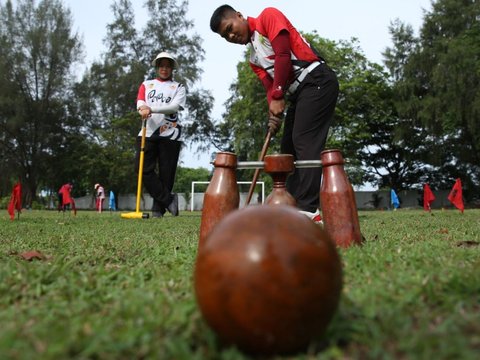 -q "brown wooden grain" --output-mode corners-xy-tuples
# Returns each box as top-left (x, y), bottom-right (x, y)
(264, 154), (297, 207)
(320, 149), (364, 248)
(198, 152), (239, 249)
(194, 205), (342, 355)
